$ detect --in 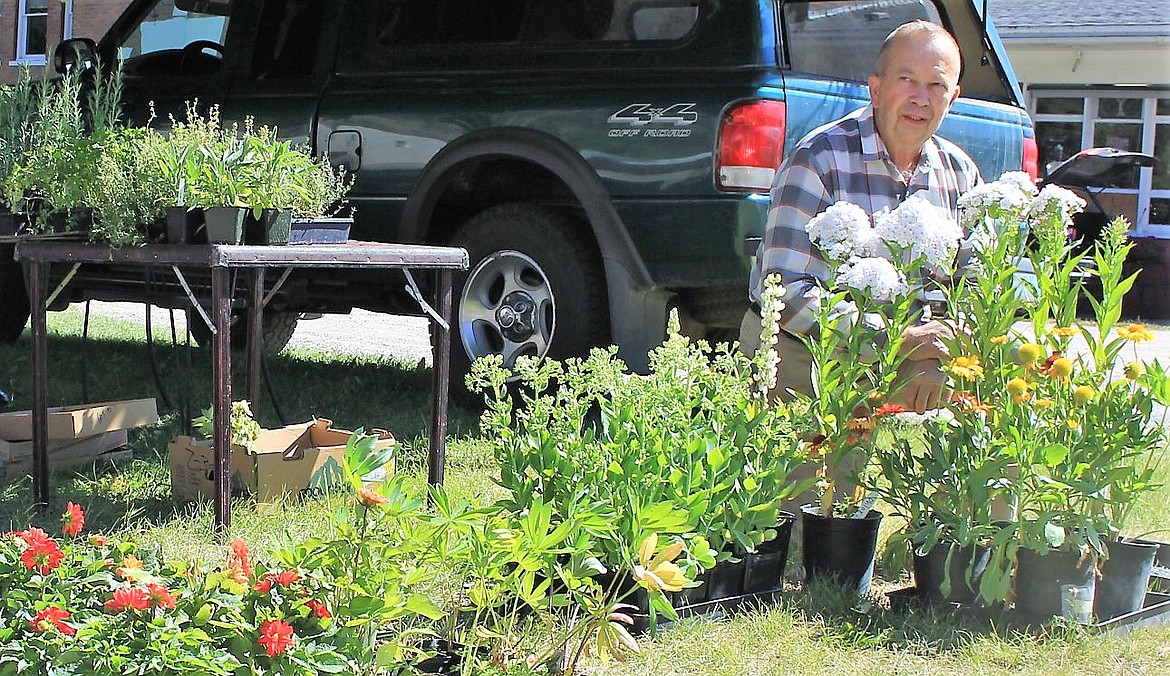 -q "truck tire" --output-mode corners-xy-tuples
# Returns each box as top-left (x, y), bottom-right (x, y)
(187, 308), (298, 353)
(450, 203), (610, 405)
(0, 245), (30, 343)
